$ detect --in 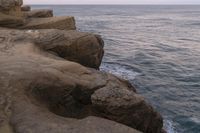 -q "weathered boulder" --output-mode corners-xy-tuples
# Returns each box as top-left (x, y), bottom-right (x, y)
(92, 86), (163, 133)
(0, 12), (25, 28)
(23, 9), (53, 18)
(32, 29), (104, 69)
(0, 29), (164, 133)
(21, 5), (31, 11)
(21, 16), (76, 30)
